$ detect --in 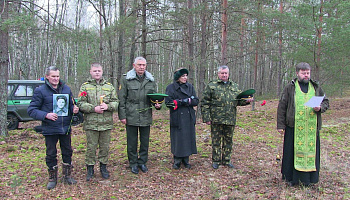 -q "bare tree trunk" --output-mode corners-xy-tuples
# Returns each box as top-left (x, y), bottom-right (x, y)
(141, 0), (147, 58)
(99, 0), (103, 62)
(117, 0), (125, 88)
(0, 0), (9, 136)
(129, 0), (138, 70)
(315, 0), (323, 81)
(277, 0), (283, 97)
(198, 0), (208, 119)
(240, 17), (246, 88)
(187, 0), (194, 79)
(221, 0), (227, 66)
